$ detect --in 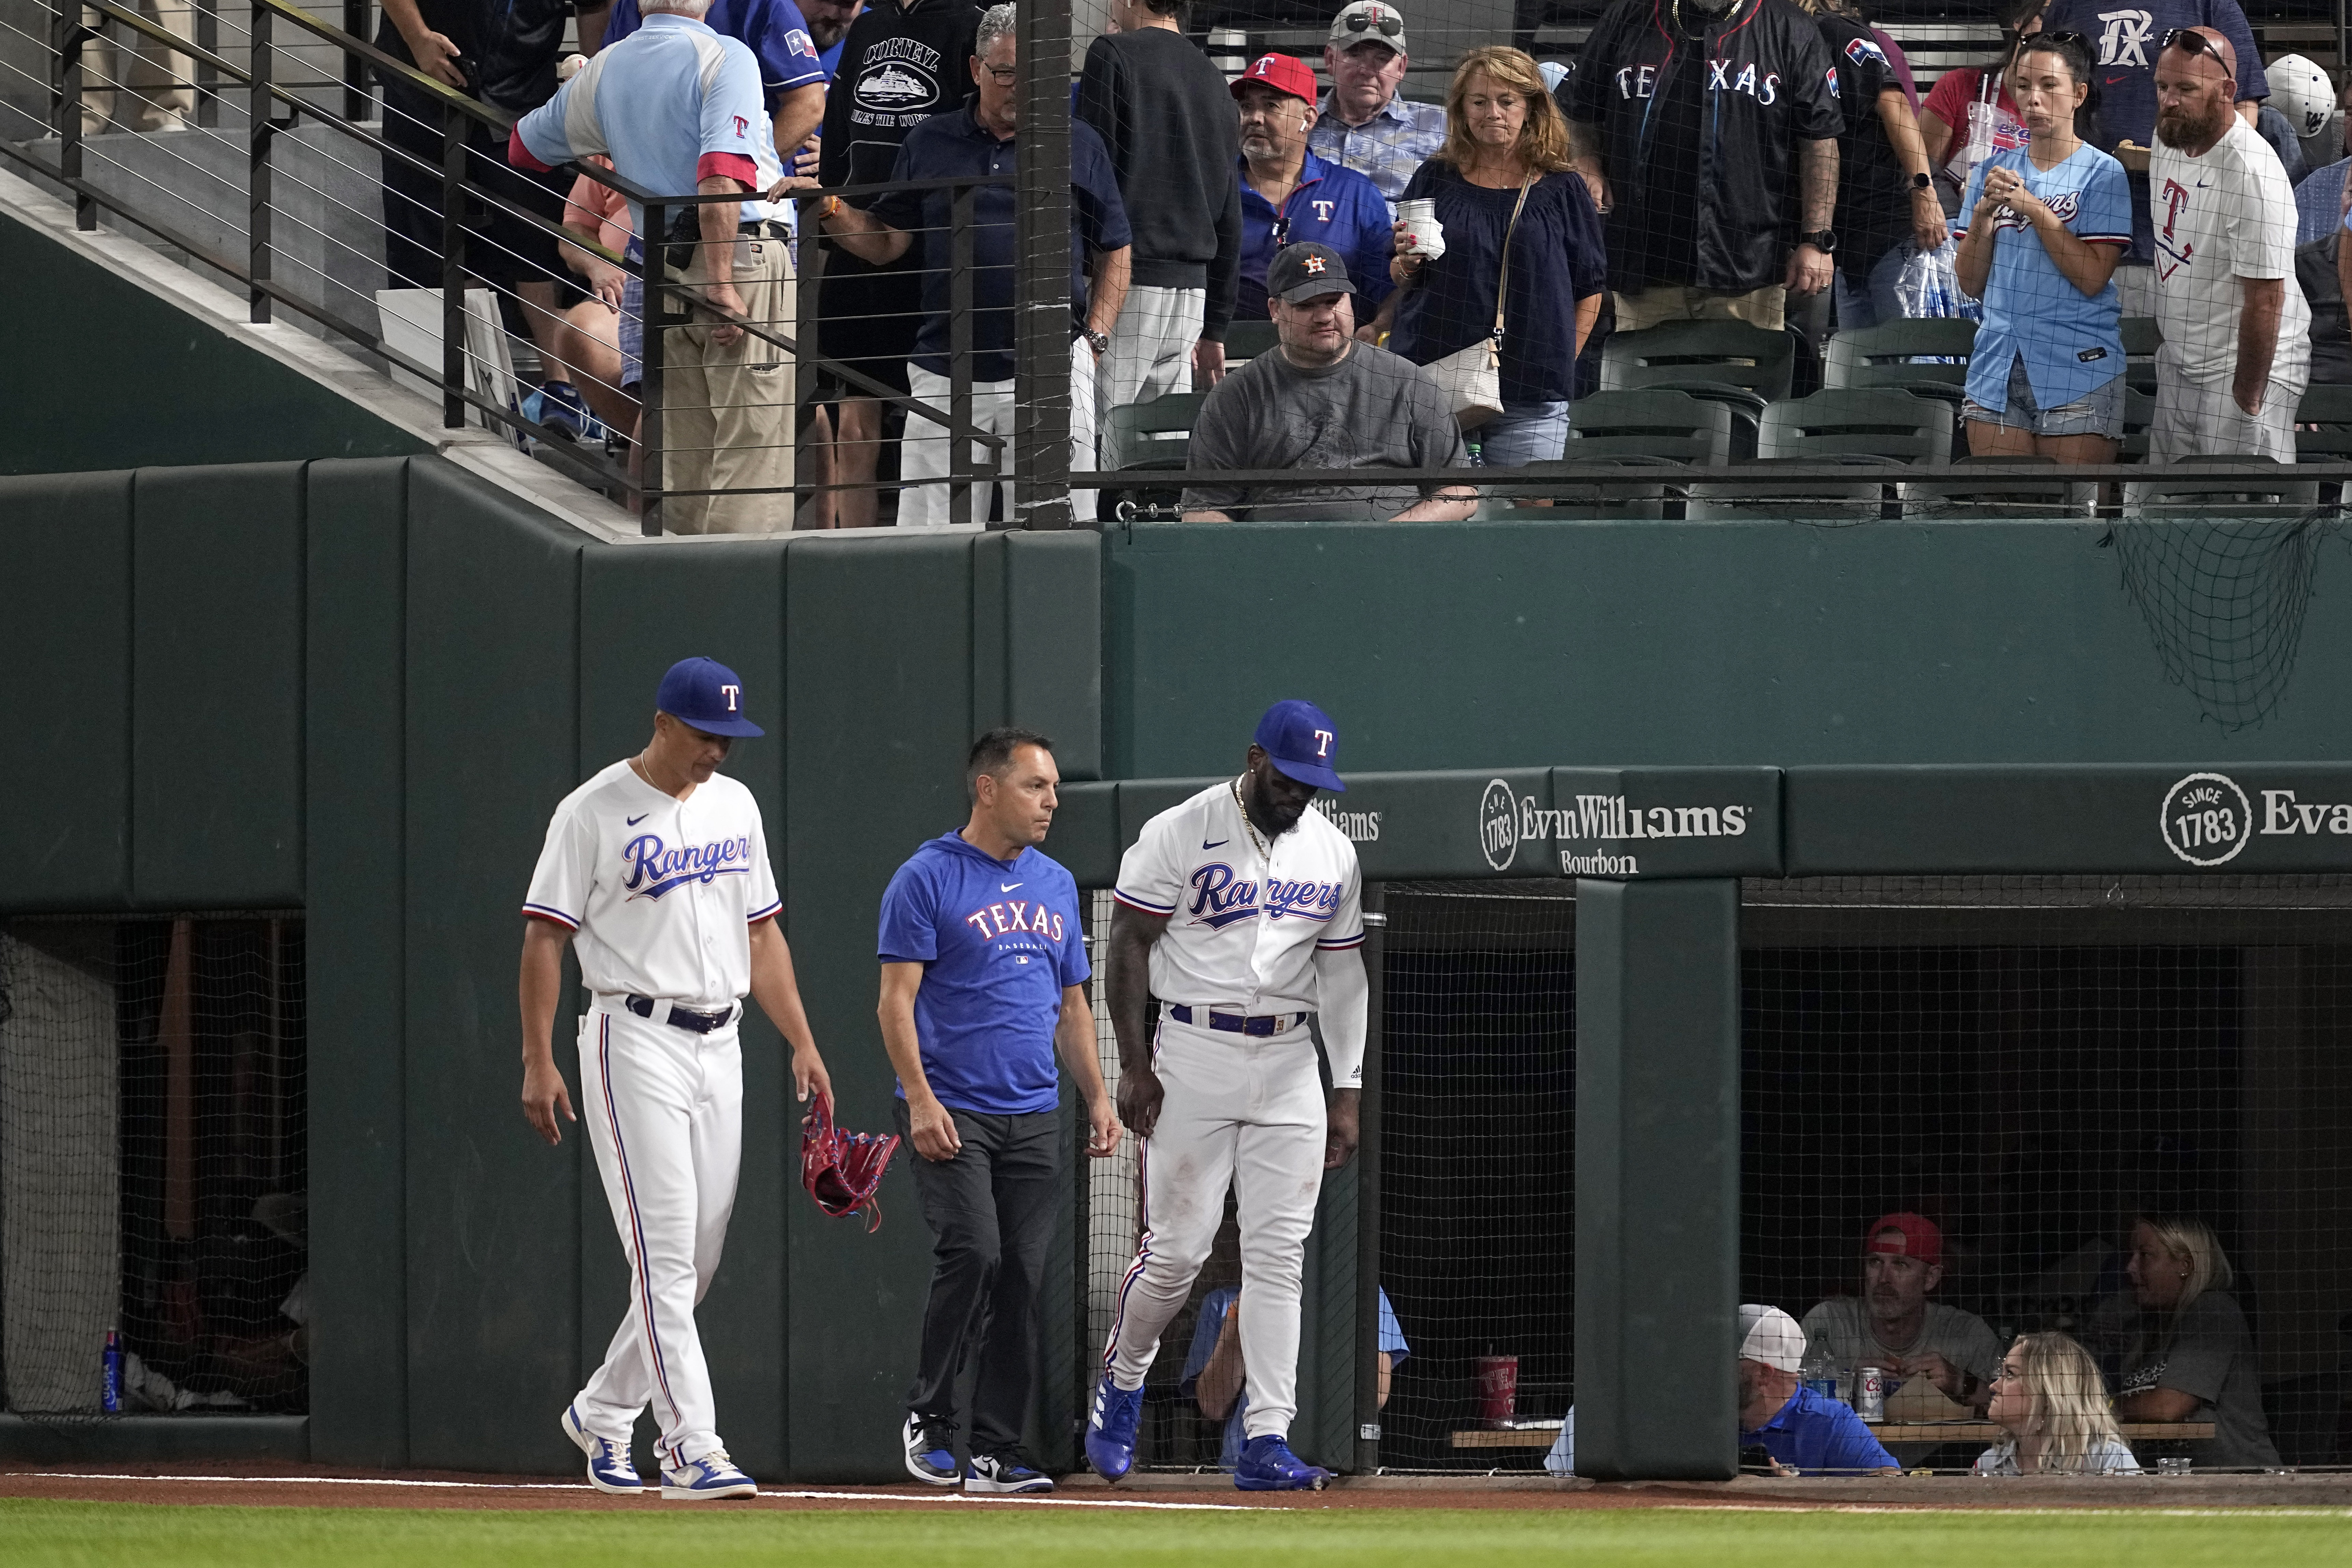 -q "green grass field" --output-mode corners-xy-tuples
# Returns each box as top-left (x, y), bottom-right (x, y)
(9, 1499), (2352, 1568)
